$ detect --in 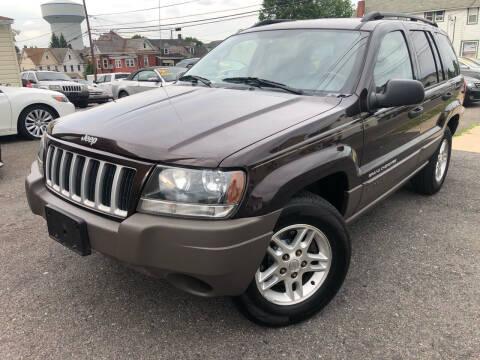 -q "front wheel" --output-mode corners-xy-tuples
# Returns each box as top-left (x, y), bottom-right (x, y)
(18, 105), (57, 140)
(411, 128), (452, 195)
(118, 91), (129, 98)
(77, 100), (89, 108)
(235, 192), (351, 326)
